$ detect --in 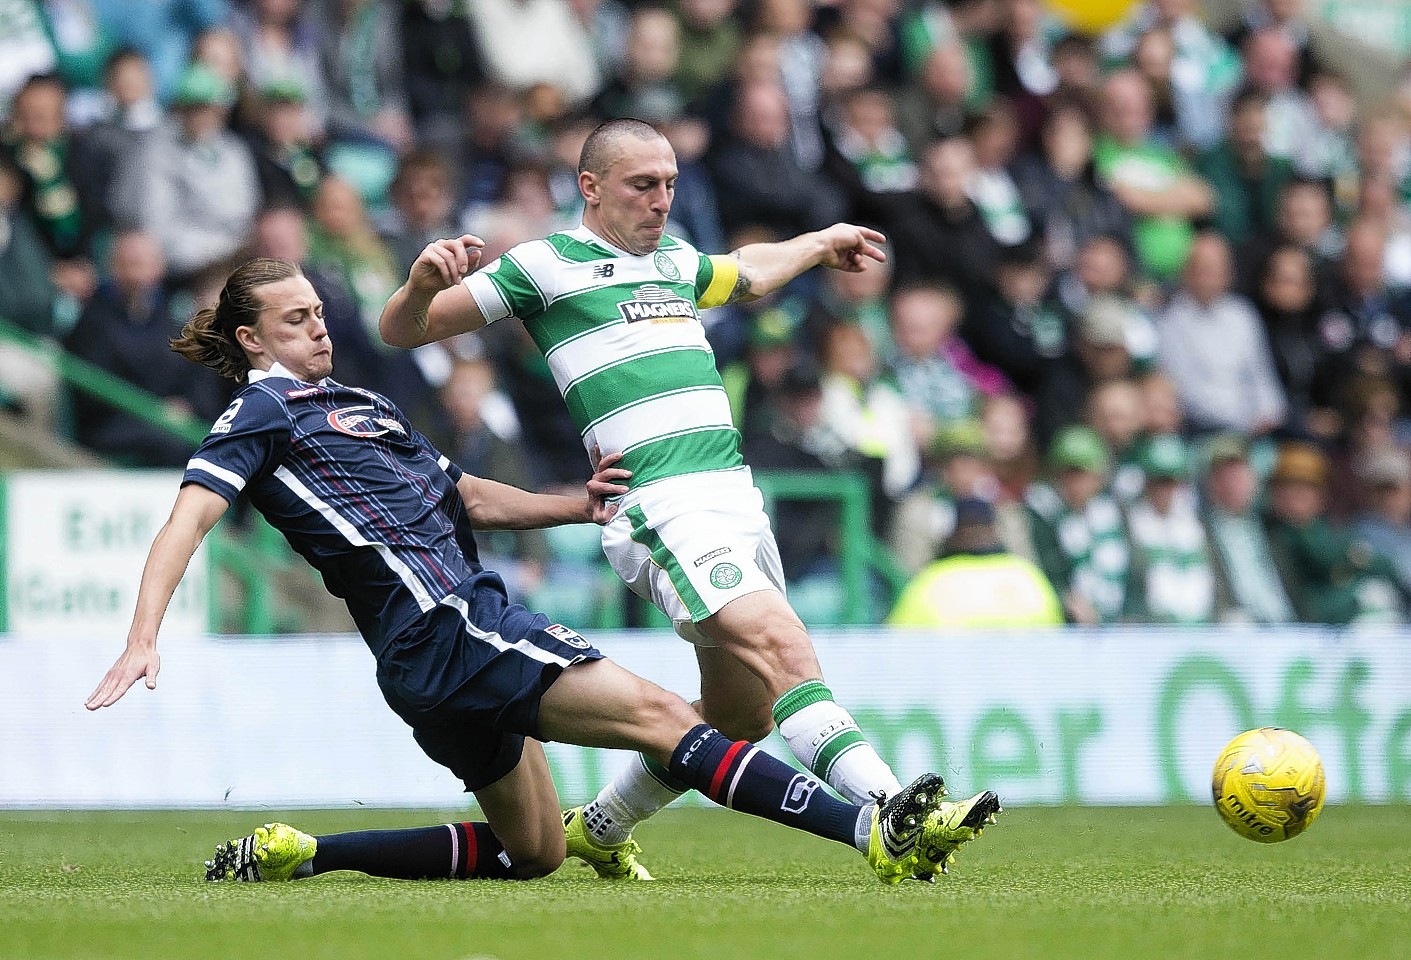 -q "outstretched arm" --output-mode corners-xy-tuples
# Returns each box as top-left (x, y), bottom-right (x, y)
(380, 235), (489, 348)
(85, 484), (231, 709)
(456, 452), (632, 529)
(721, 223), (887, 305)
